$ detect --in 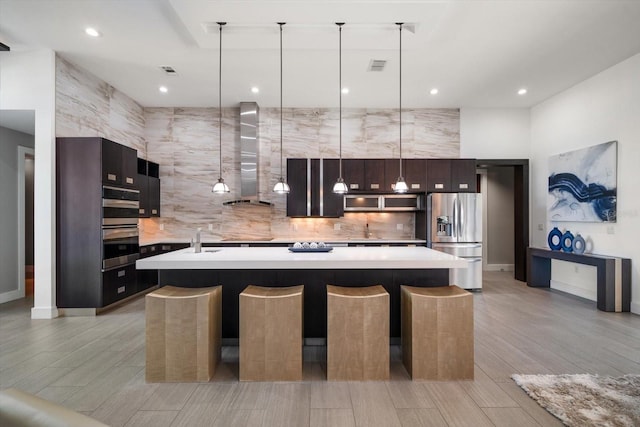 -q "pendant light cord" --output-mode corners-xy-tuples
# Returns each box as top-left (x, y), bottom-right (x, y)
(397, 22), (403, 178)
(218, 22), (226, 180)
(279, 23), (284, 179)
(338, 23), (344, 179)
